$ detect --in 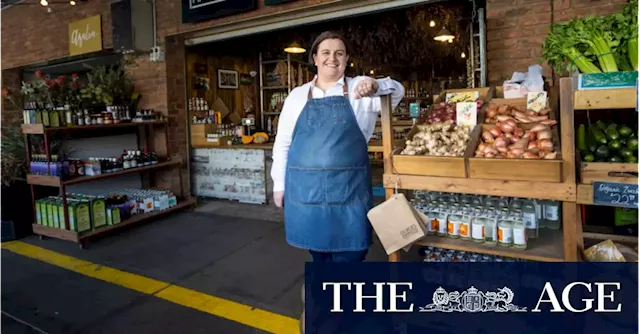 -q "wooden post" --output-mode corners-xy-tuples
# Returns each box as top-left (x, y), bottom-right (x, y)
(380, 95), (400, 262)
(559, 77), (580, 261)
